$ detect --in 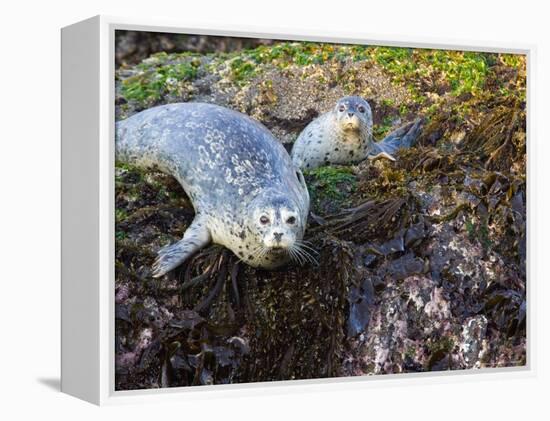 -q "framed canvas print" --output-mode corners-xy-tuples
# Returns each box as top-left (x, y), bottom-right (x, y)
(61, 15), (532, 405)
